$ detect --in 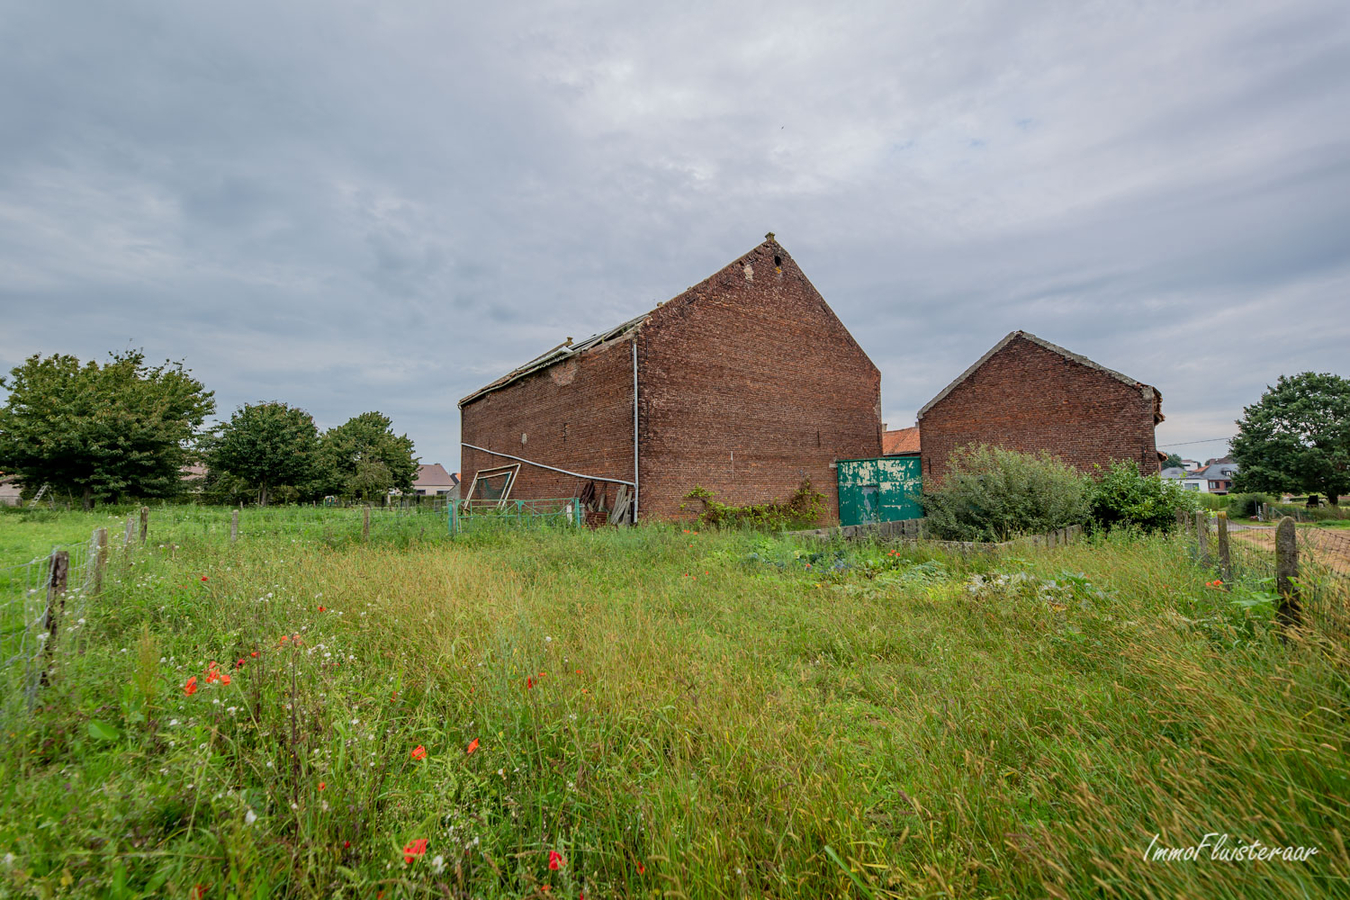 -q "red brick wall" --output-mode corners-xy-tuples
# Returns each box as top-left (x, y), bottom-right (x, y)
(458, 239), (882, 524)
(460, 338), (636, 502)
(918, 336), (1159, 483)
(636, 241), (881, 521)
